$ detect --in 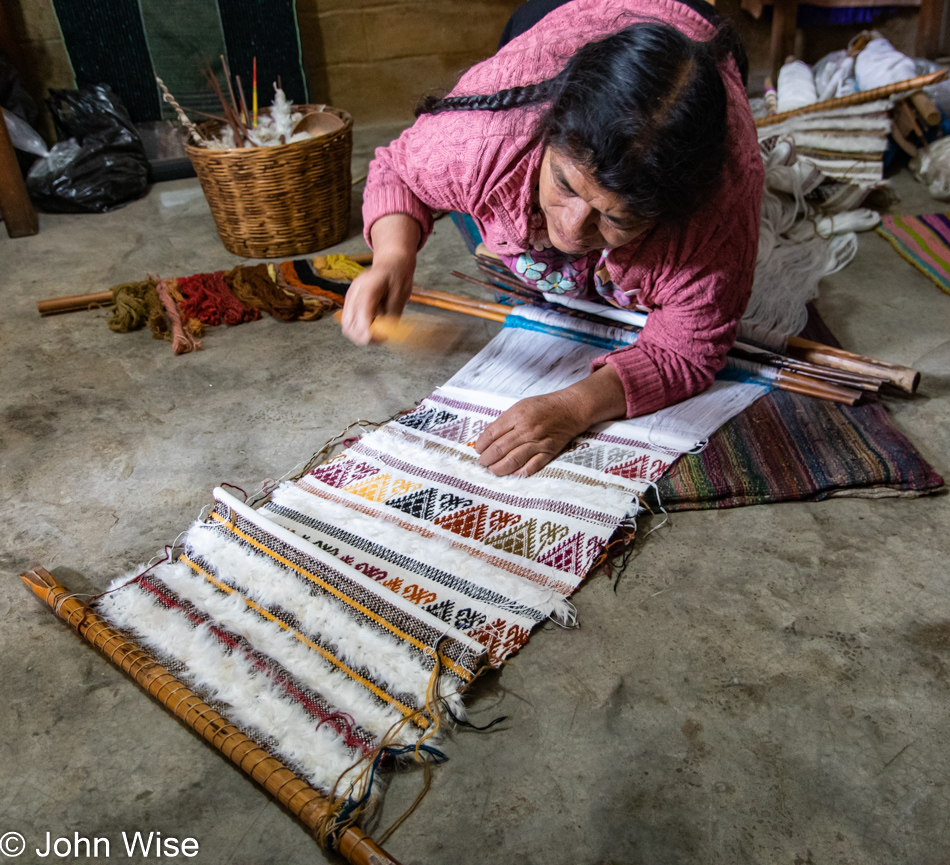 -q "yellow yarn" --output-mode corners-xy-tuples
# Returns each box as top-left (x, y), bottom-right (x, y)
(266, 263), (277, 282)
(313, 254), (365, 281)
